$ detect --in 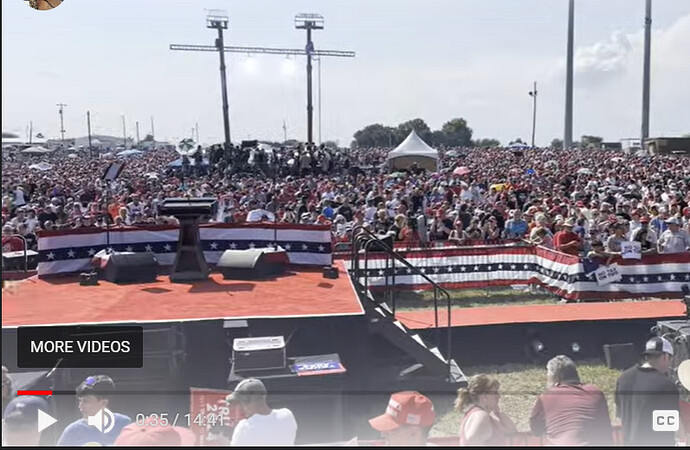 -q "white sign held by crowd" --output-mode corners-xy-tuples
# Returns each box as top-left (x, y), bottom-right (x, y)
(595, 264), (622, 286)
(621, 241), (642, 259)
